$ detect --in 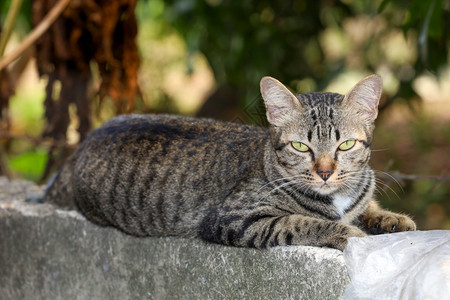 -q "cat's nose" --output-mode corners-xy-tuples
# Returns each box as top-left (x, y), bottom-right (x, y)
(317, 170), (333, 181)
